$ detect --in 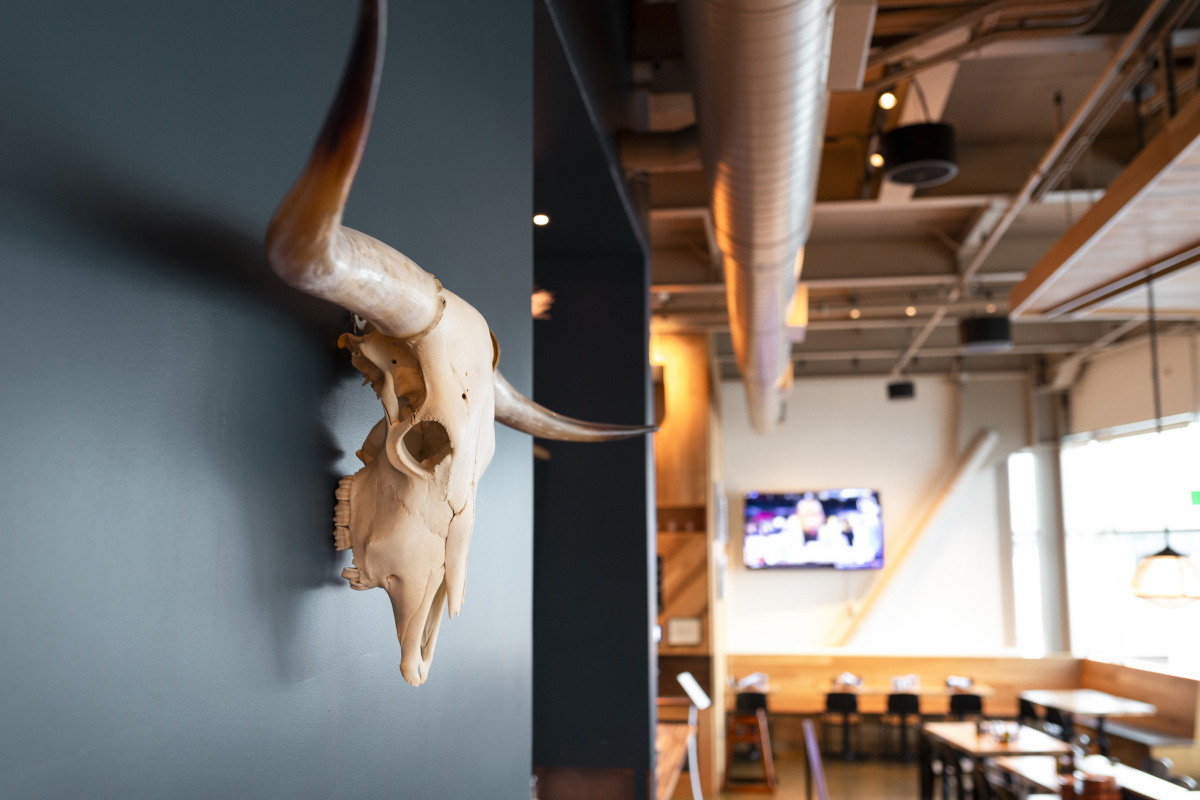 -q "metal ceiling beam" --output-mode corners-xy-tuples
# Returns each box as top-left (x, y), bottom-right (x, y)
(652, 271), (1024, 295)
(887, 0), (1177, 379)
(1047, 317), (1144, 390)
(649, 189), (1102, 219)
(712, 342), (1082, 362)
